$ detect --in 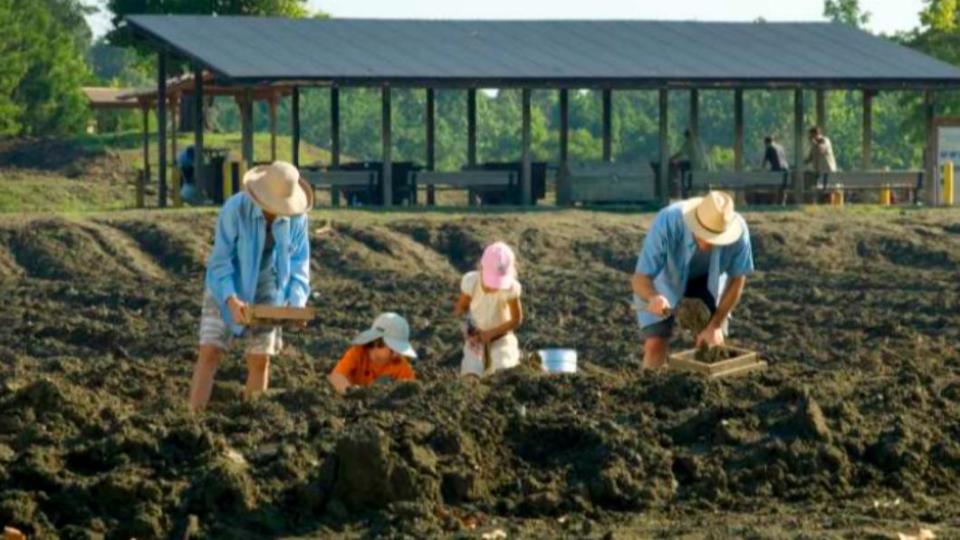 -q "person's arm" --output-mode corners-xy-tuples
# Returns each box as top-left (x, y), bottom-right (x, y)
(697, 227), (754, 347)
(328, 349), (358, 395)
(327, 373), (352, 395)
(697, 276), (746, 347)
(478, 297), (524, 344)
(207, 200), (249, 323)
(454, 293), (472, 316)
(630, 212), (671, 315)
(286, 214), (311, 308)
